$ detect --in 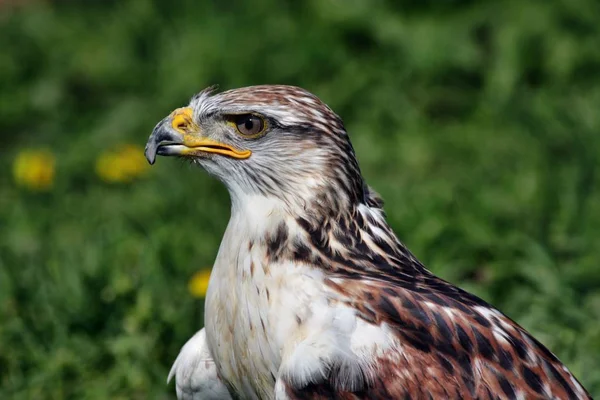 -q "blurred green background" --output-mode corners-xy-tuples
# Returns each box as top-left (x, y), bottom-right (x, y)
(1, 0), (600, 398)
